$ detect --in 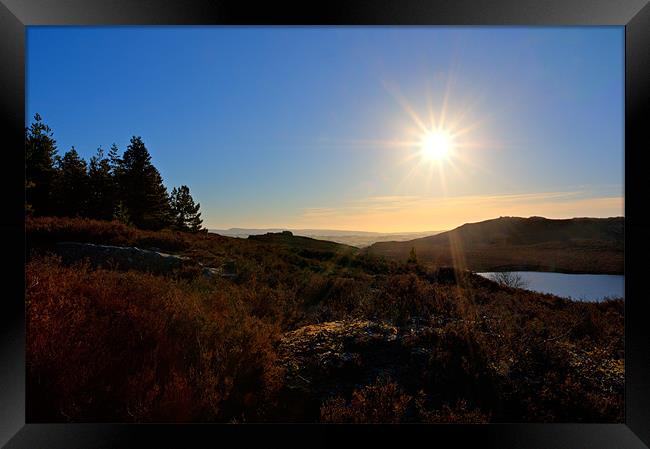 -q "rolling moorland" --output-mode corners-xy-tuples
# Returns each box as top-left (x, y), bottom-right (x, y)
(212, 228), (444, 248)
(26, 216), (624, 423)
(366, 216), (624, 274)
